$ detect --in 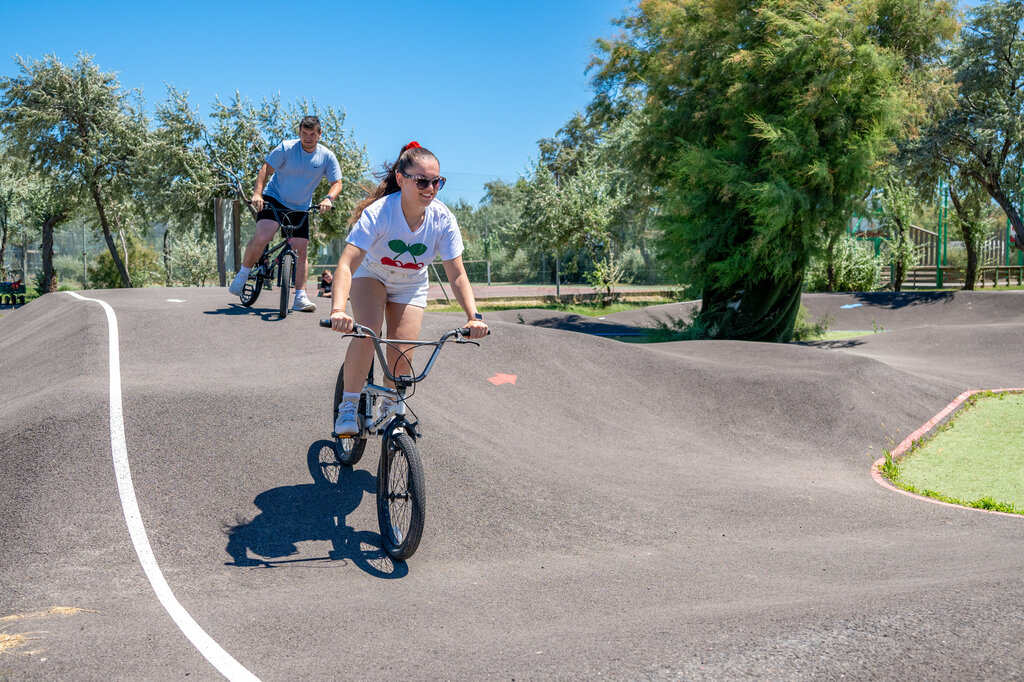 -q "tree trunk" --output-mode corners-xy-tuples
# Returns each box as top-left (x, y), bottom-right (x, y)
(232, 200), (242, 274)
(0, 215), (8, 281)
(163, 226), (172, 286)
(697, 270), (805, 342)
(40, 213), (66, 294)
(825, 231), (838, 292)
(91, 185), (133, 287)
(990, 190), (1024, 253)
(891, 217), (907, 292)
(948, 185), (978, 290)
(20, 234), (28, 285)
